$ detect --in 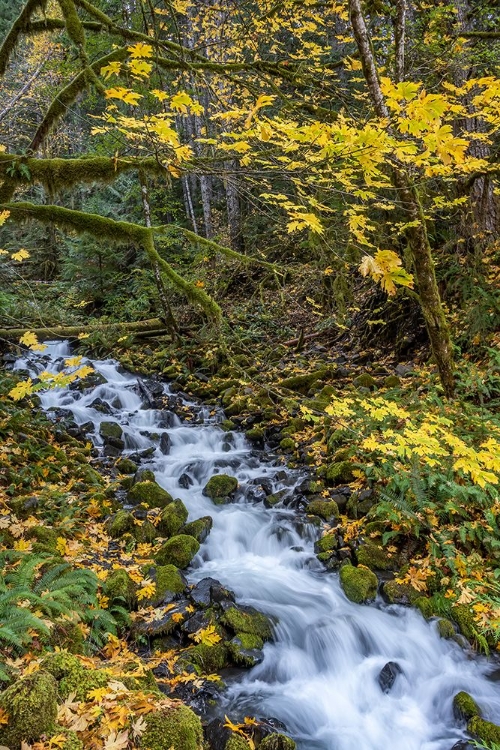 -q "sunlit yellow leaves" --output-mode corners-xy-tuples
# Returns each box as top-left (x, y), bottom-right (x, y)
(65, 356), (83, 367)
(127, 43), (153, 59)
(19, 331), (47, 352)
(136, 579), (156, 602)
(190, 625), (222, 647)
(0, 210), (10, 226)
(105, 88), (143, 106)
(128, 59), (152, 79)
(170, 92), (203, 115)
(100, 61), (122, 80)
(359, 250), (414, 296)
(287, 212), (324, 235)
(9, 378), (34, 401)
(11, 248), (30, 261)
